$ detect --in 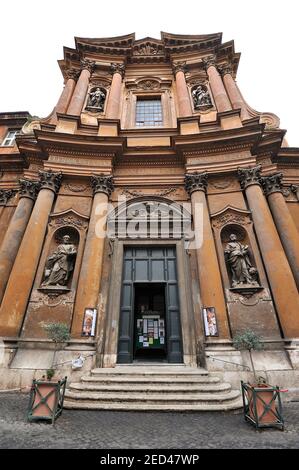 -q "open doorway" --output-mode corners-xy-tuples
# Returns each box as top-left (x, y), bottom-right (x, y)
(134, 283), (167, 361)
